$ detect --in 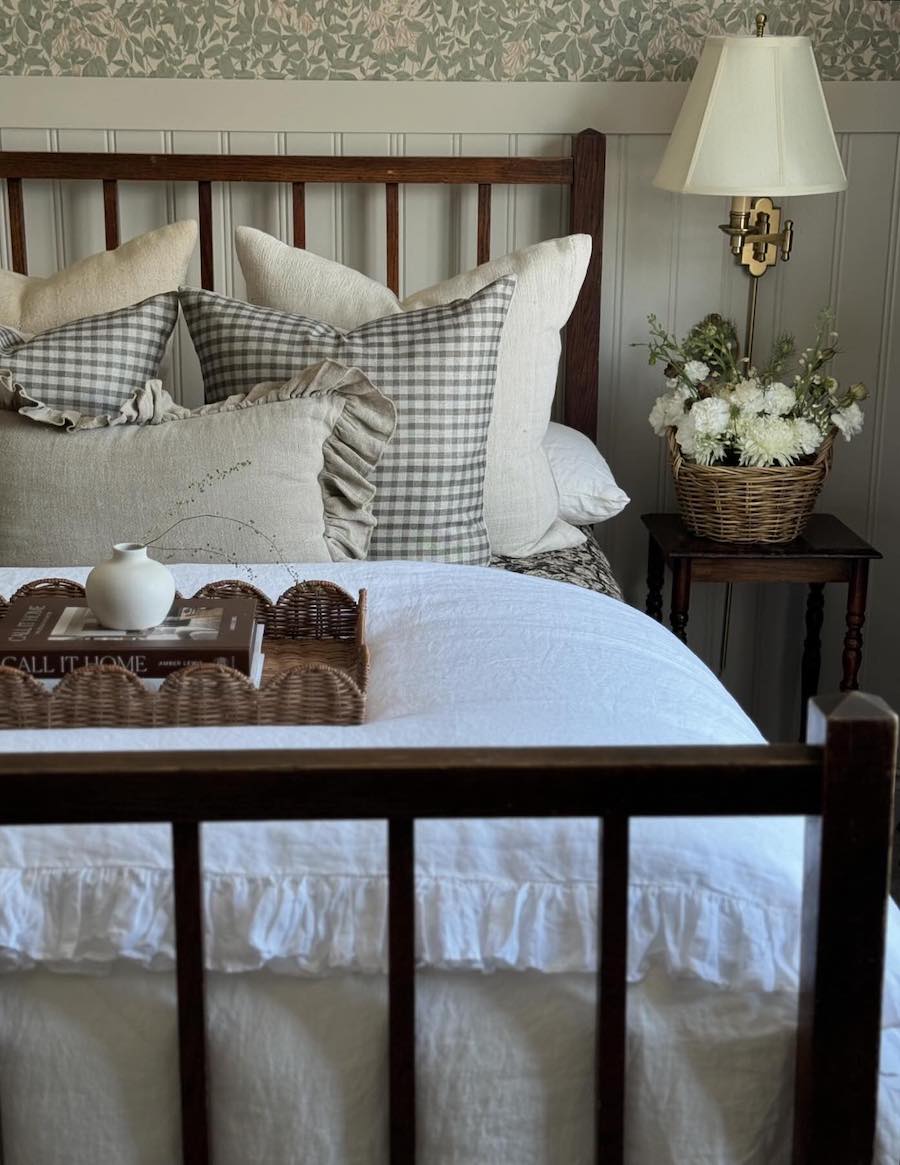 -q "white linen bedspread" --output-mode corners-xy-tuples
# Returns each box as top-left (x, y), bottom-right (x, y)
(0, 561), (898, 1164)
(0, 562), (830, 987)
